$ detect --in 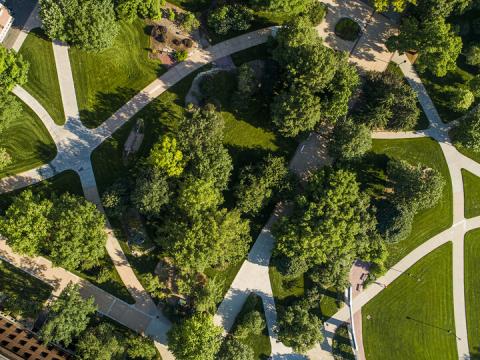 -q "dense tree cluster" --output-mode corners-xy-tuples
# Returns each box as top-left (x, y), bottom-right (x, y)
(208, 5), (253, 35)
(455, 106), (480, 151)
(115, 0), (164, 22)
(1, 191), (107, 270)
(355, 70), (420, 130)
(39, 0), (119, 51)
(271, 17), (359, 137)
